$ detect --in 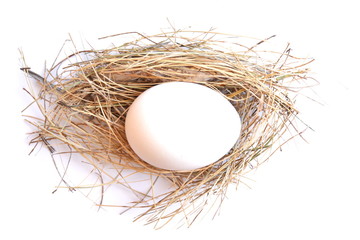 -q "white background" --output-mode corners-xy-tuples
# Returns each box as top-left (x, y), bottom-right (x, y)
(1, 0), (359, 239)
